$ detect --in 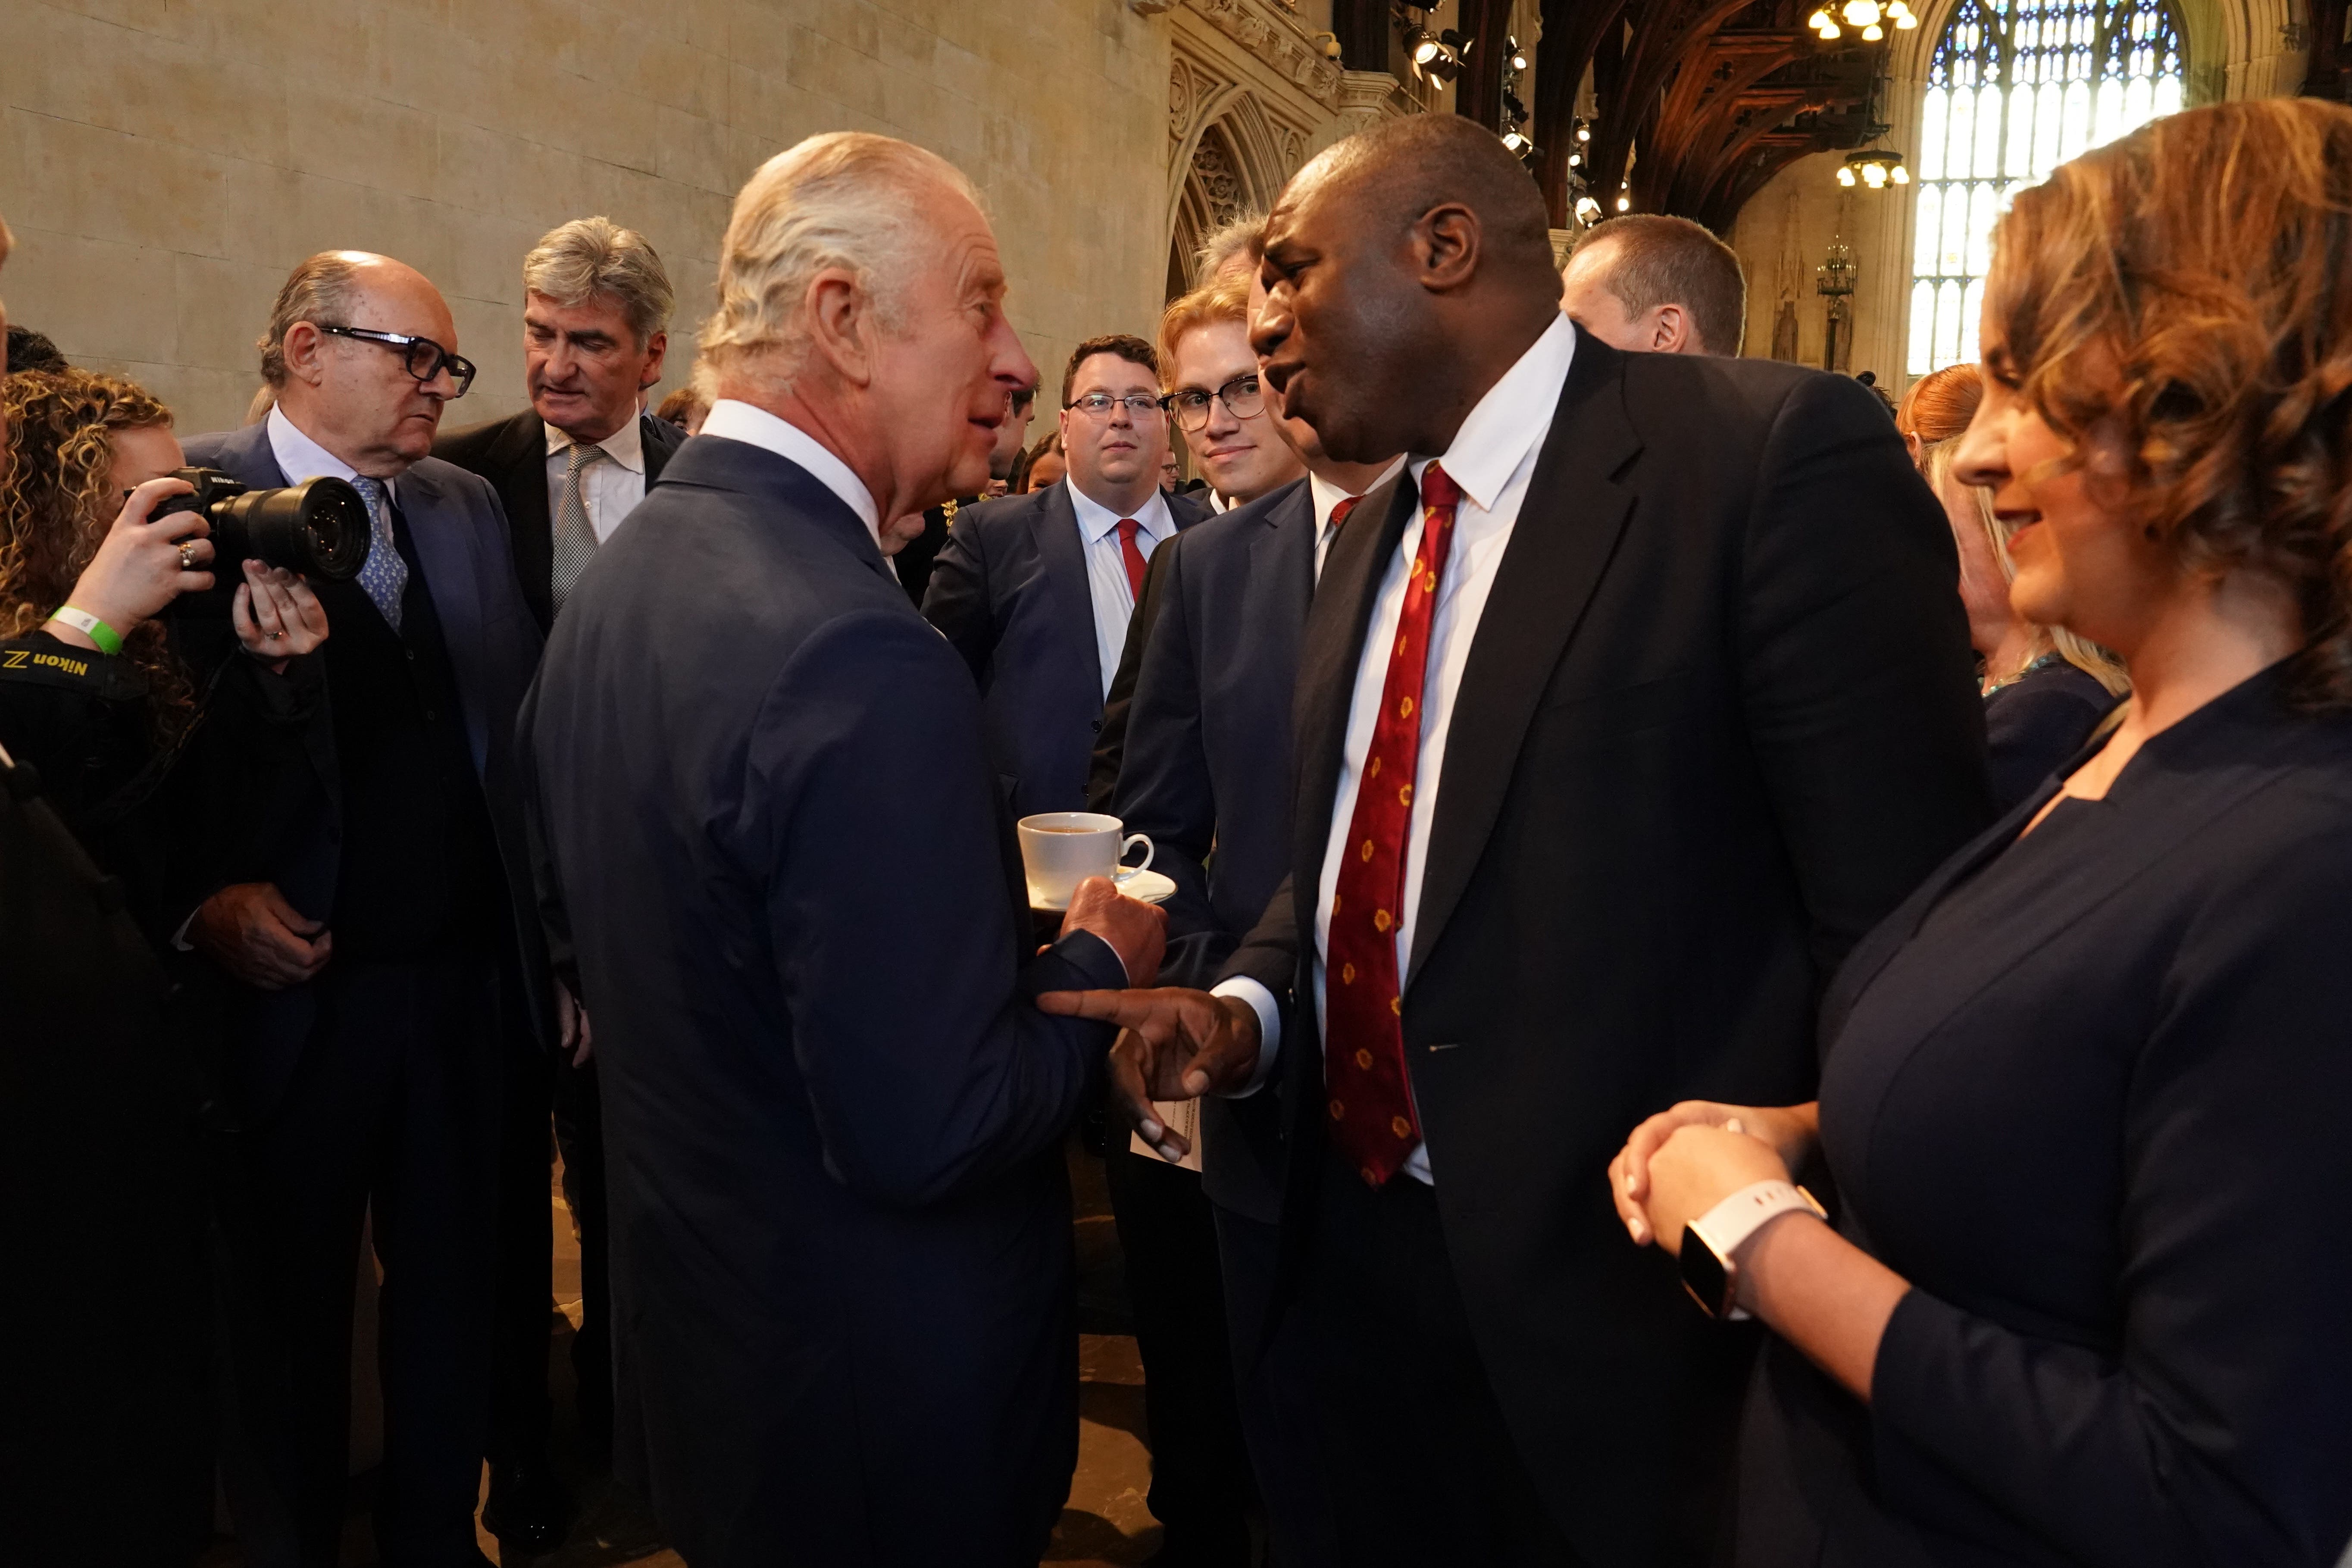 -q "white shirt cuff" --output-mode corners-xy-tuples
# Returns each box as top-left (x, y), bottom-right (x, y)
(1210, 976), (1281, 1097)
